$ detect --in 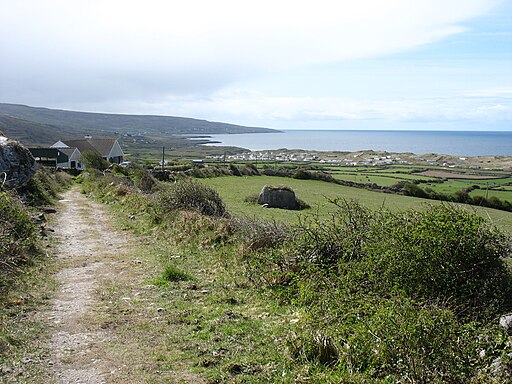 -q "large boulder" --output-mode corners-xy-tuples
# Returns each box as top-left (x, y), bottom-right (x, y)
(0, 136), (37, 188)
(257, 185), (300, 210)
